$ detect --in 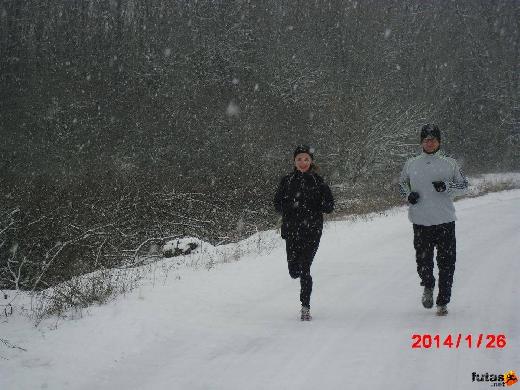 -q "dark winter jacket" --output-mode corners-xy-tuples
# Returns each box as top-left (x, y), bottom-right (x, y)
(274, 170), (334, 240)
